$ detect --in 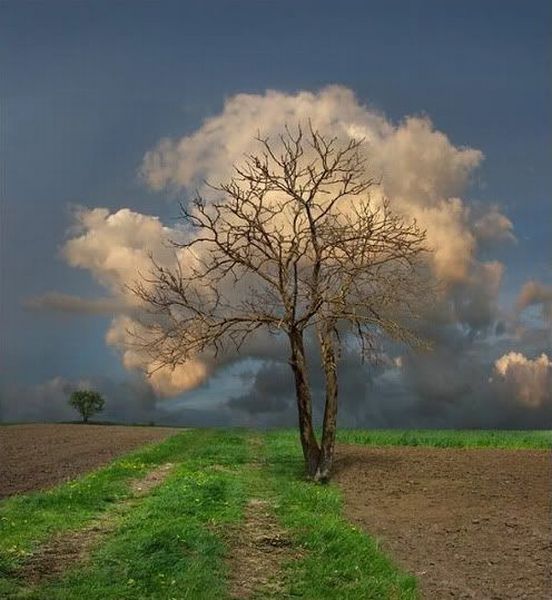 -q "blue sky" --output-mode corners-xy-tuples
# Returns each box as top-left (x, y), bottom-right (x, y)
(1, 0), (550, 425)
